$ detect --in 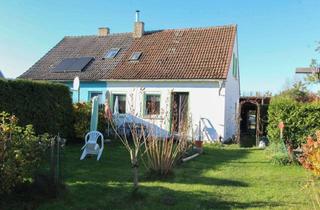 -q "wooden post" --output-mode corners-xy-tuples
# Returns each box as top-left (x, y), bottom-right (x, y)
(256, 104), (261, 146)
(236, 102), (242, 144)
(278, 121), (285, 139)
(295, 67), (320, 80)
(78, 88), (80, 103)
